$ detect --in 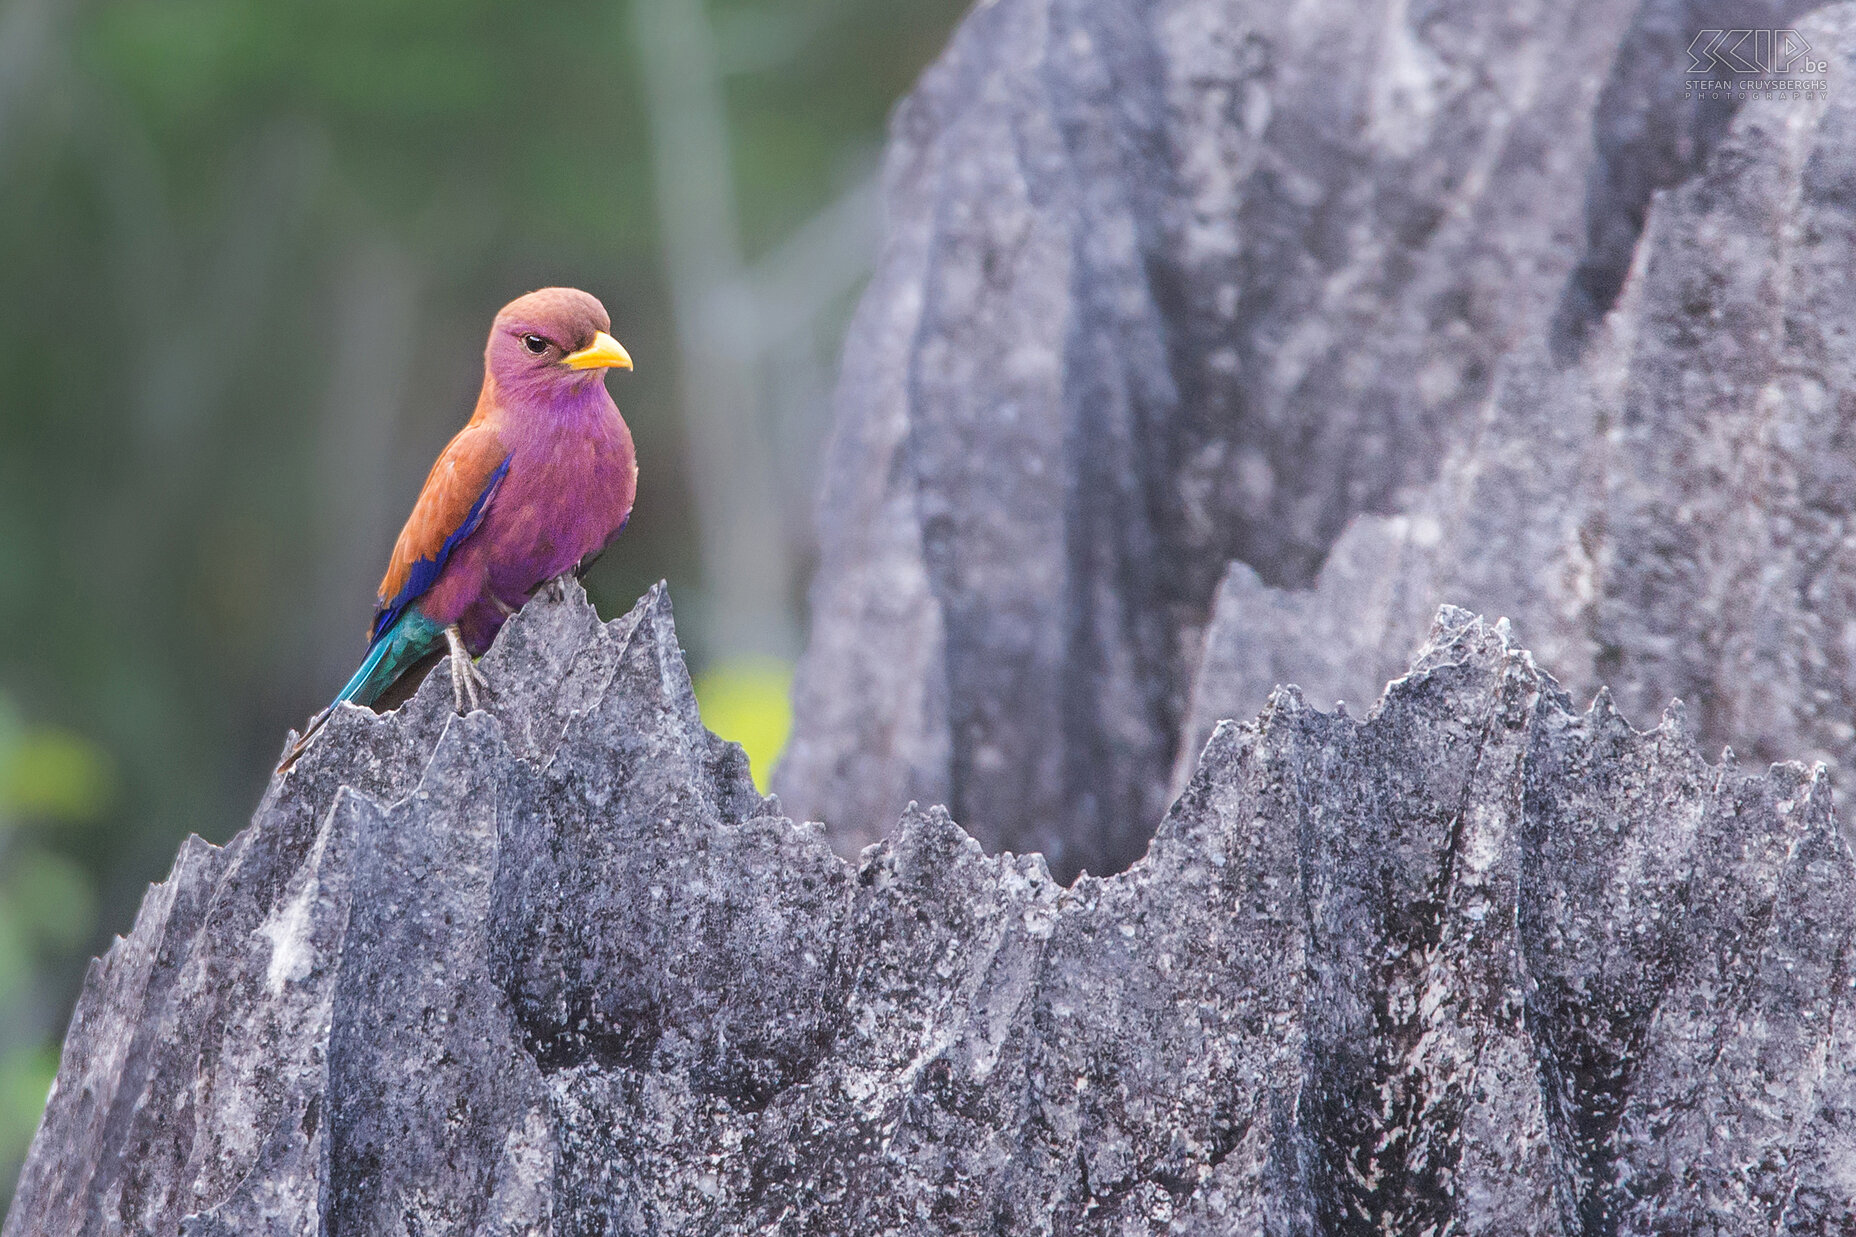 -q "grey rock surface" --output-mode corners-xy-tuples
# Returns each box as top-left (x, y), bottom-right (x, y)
(10, 587), (1856, 1234)
(778, 0), (1853, 879)
(1178, 3), (1856, 808)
